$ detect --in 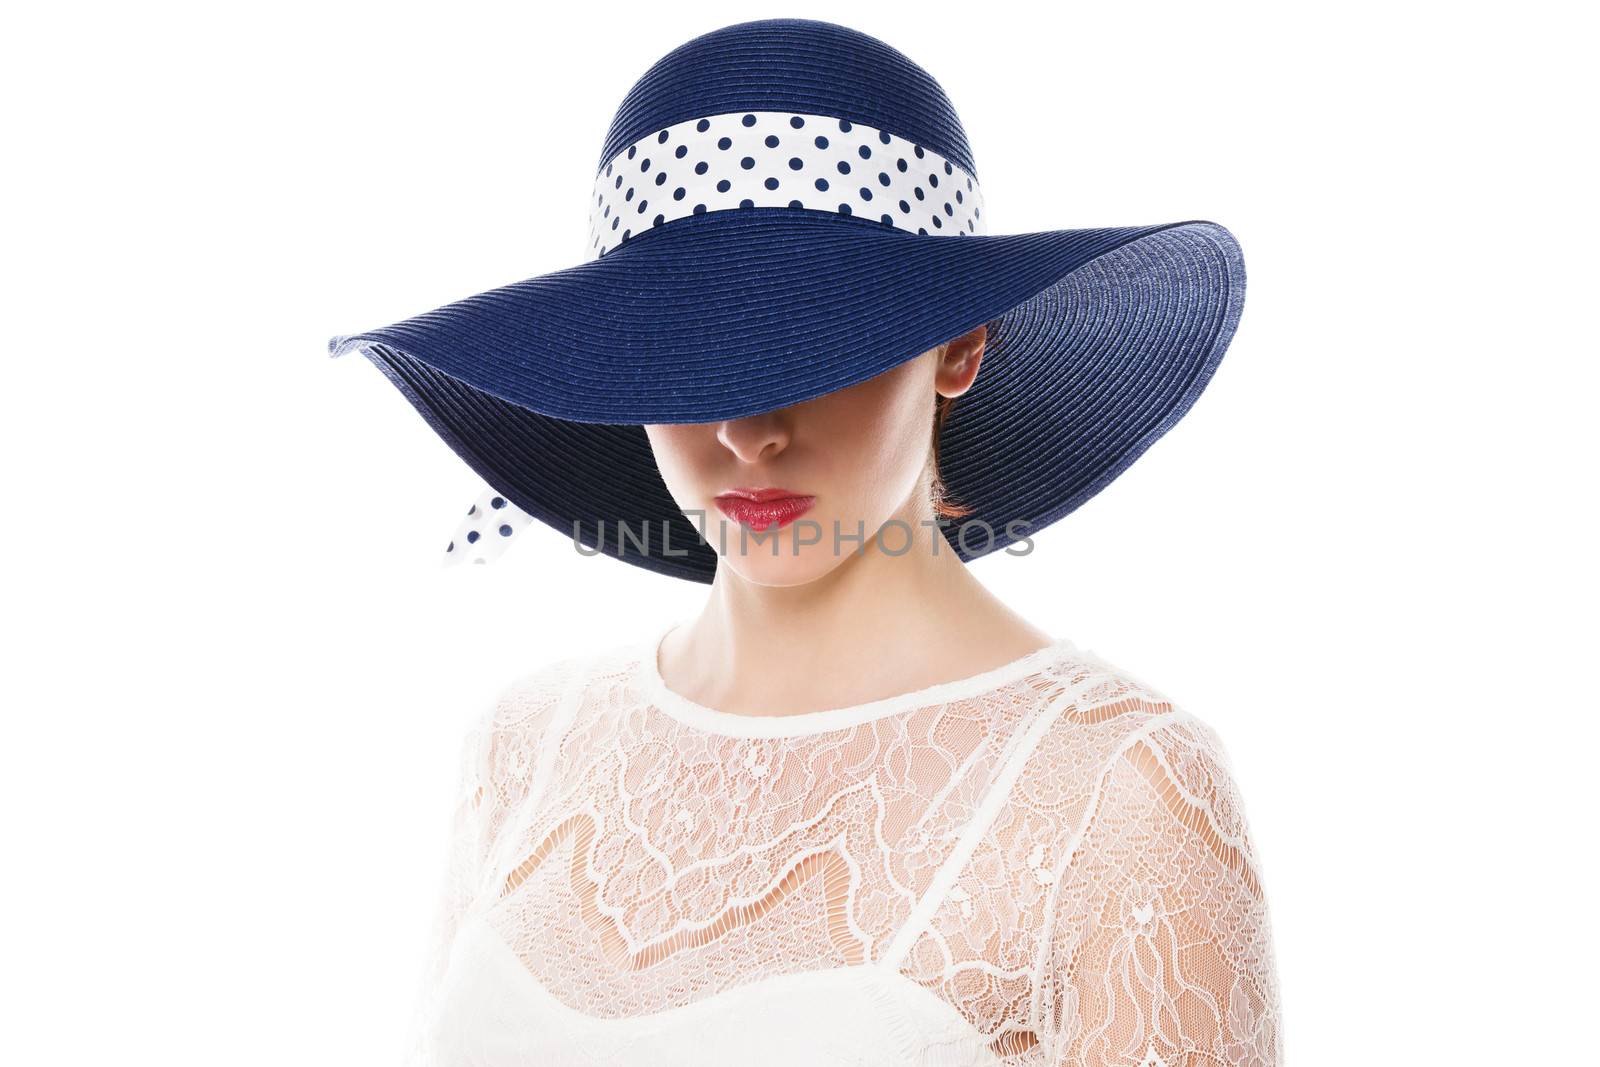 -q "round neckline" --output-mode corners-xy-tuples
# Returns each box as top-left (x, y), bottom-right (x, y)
(639, 619), (1079, 738)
